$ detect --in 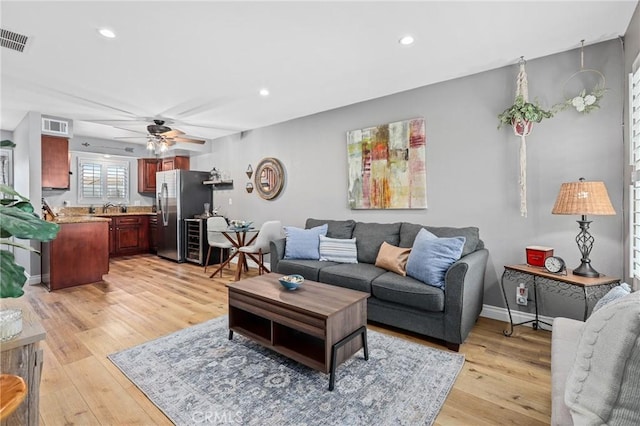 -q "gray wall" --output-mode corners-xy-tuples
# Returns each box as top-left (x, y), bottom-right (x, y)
(205, 39), (626, 319)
